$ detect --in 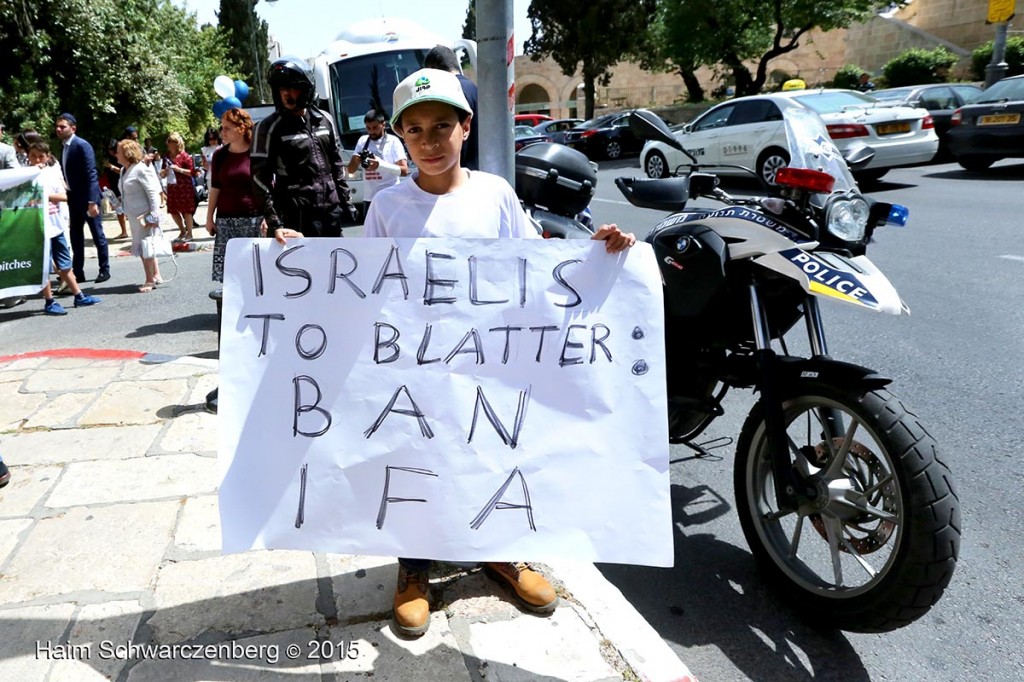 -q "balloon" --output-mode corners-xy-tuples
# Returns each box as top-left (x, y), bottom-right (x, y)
(212, 99), (231, 119)
(214, 75), (235, 98)
(223, 96), (242, 110)
(233, 80), (250, 103)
